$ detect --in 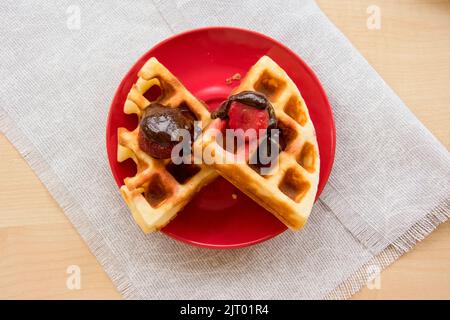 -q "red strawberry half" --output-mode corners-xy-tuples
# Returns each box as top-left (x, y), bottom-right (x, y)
(227, 102), (269, 139)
